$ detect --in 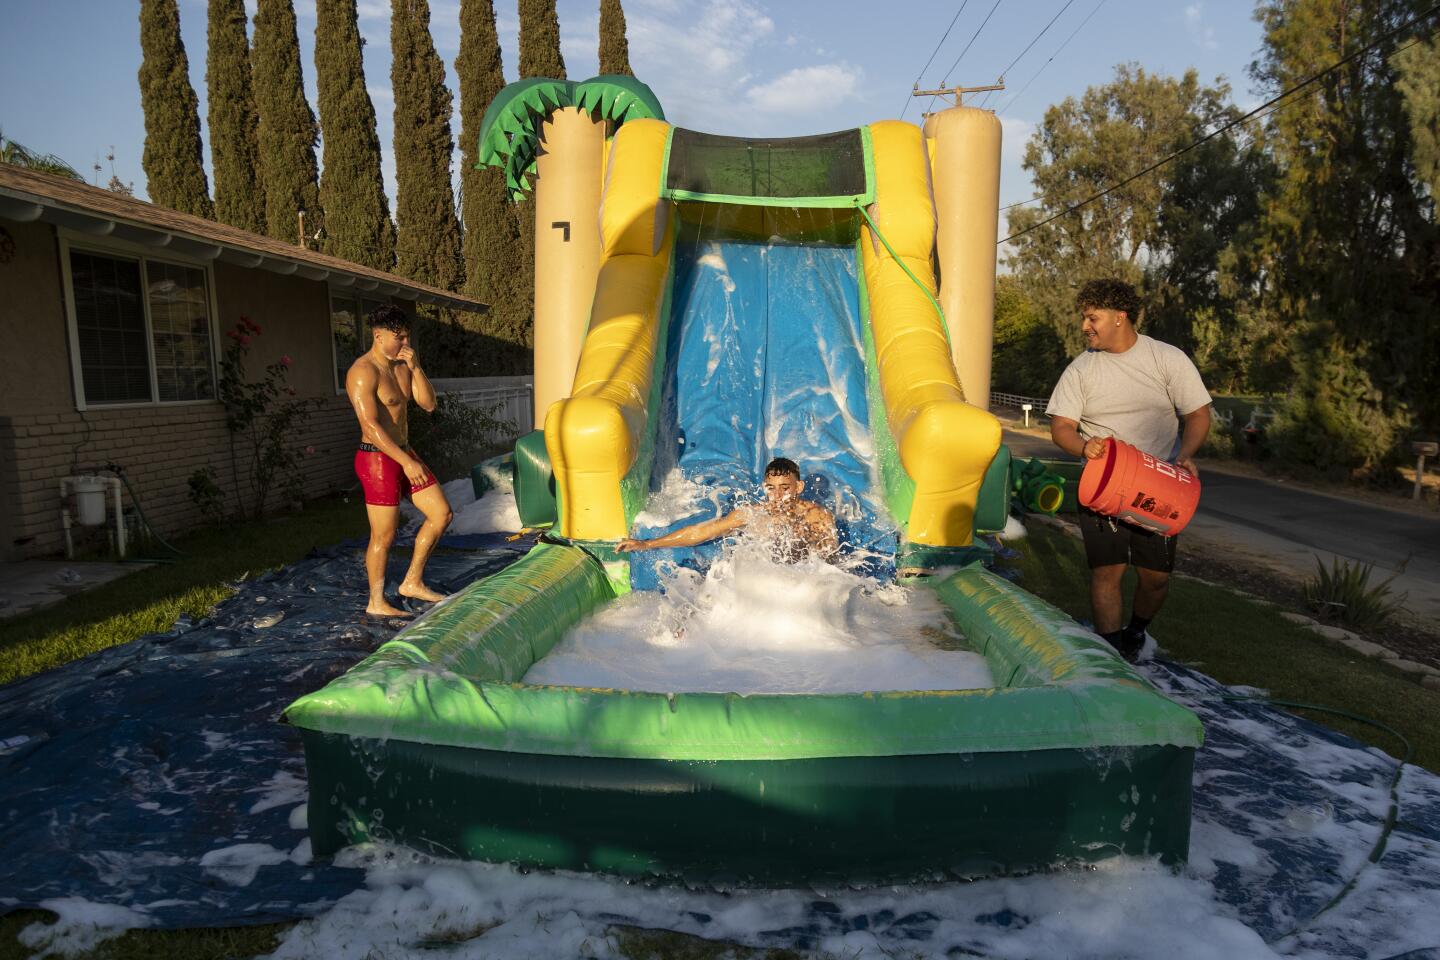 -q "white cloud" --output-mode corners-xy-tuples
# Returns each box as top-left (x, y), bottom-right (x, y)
(1184, 4), (1218, 51)
(745, 64), (862, 115)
